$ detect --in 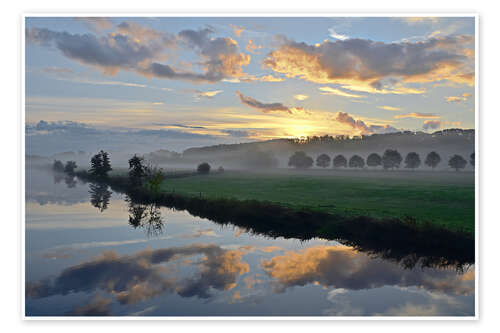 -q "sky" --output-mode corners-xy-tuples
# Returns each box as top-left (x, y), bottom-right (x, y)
(25, 16), (475, 155)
